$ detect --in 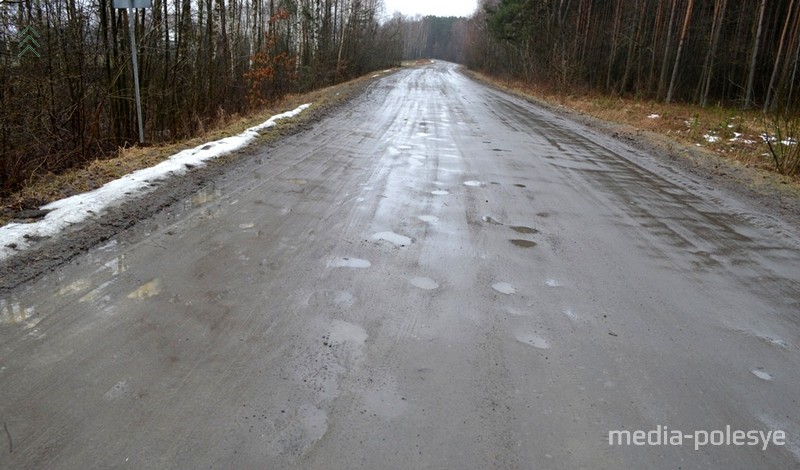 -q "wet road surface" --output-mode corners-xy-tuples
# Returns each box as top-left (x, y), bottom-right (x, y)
(2, 62), (800, 469)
